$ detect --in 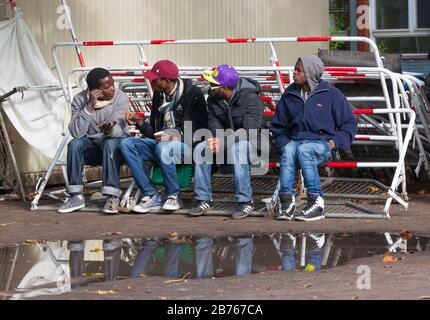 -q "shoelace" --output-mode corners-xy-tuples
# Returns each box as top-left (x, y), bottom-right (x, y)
(141, 194), (160, 206)
(166, 196), (177, 205)
(309, 234), (325, 248)
(303, 203), (319, 215)
(65, 195), (82, 204)
(281, 201), (295, 213)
